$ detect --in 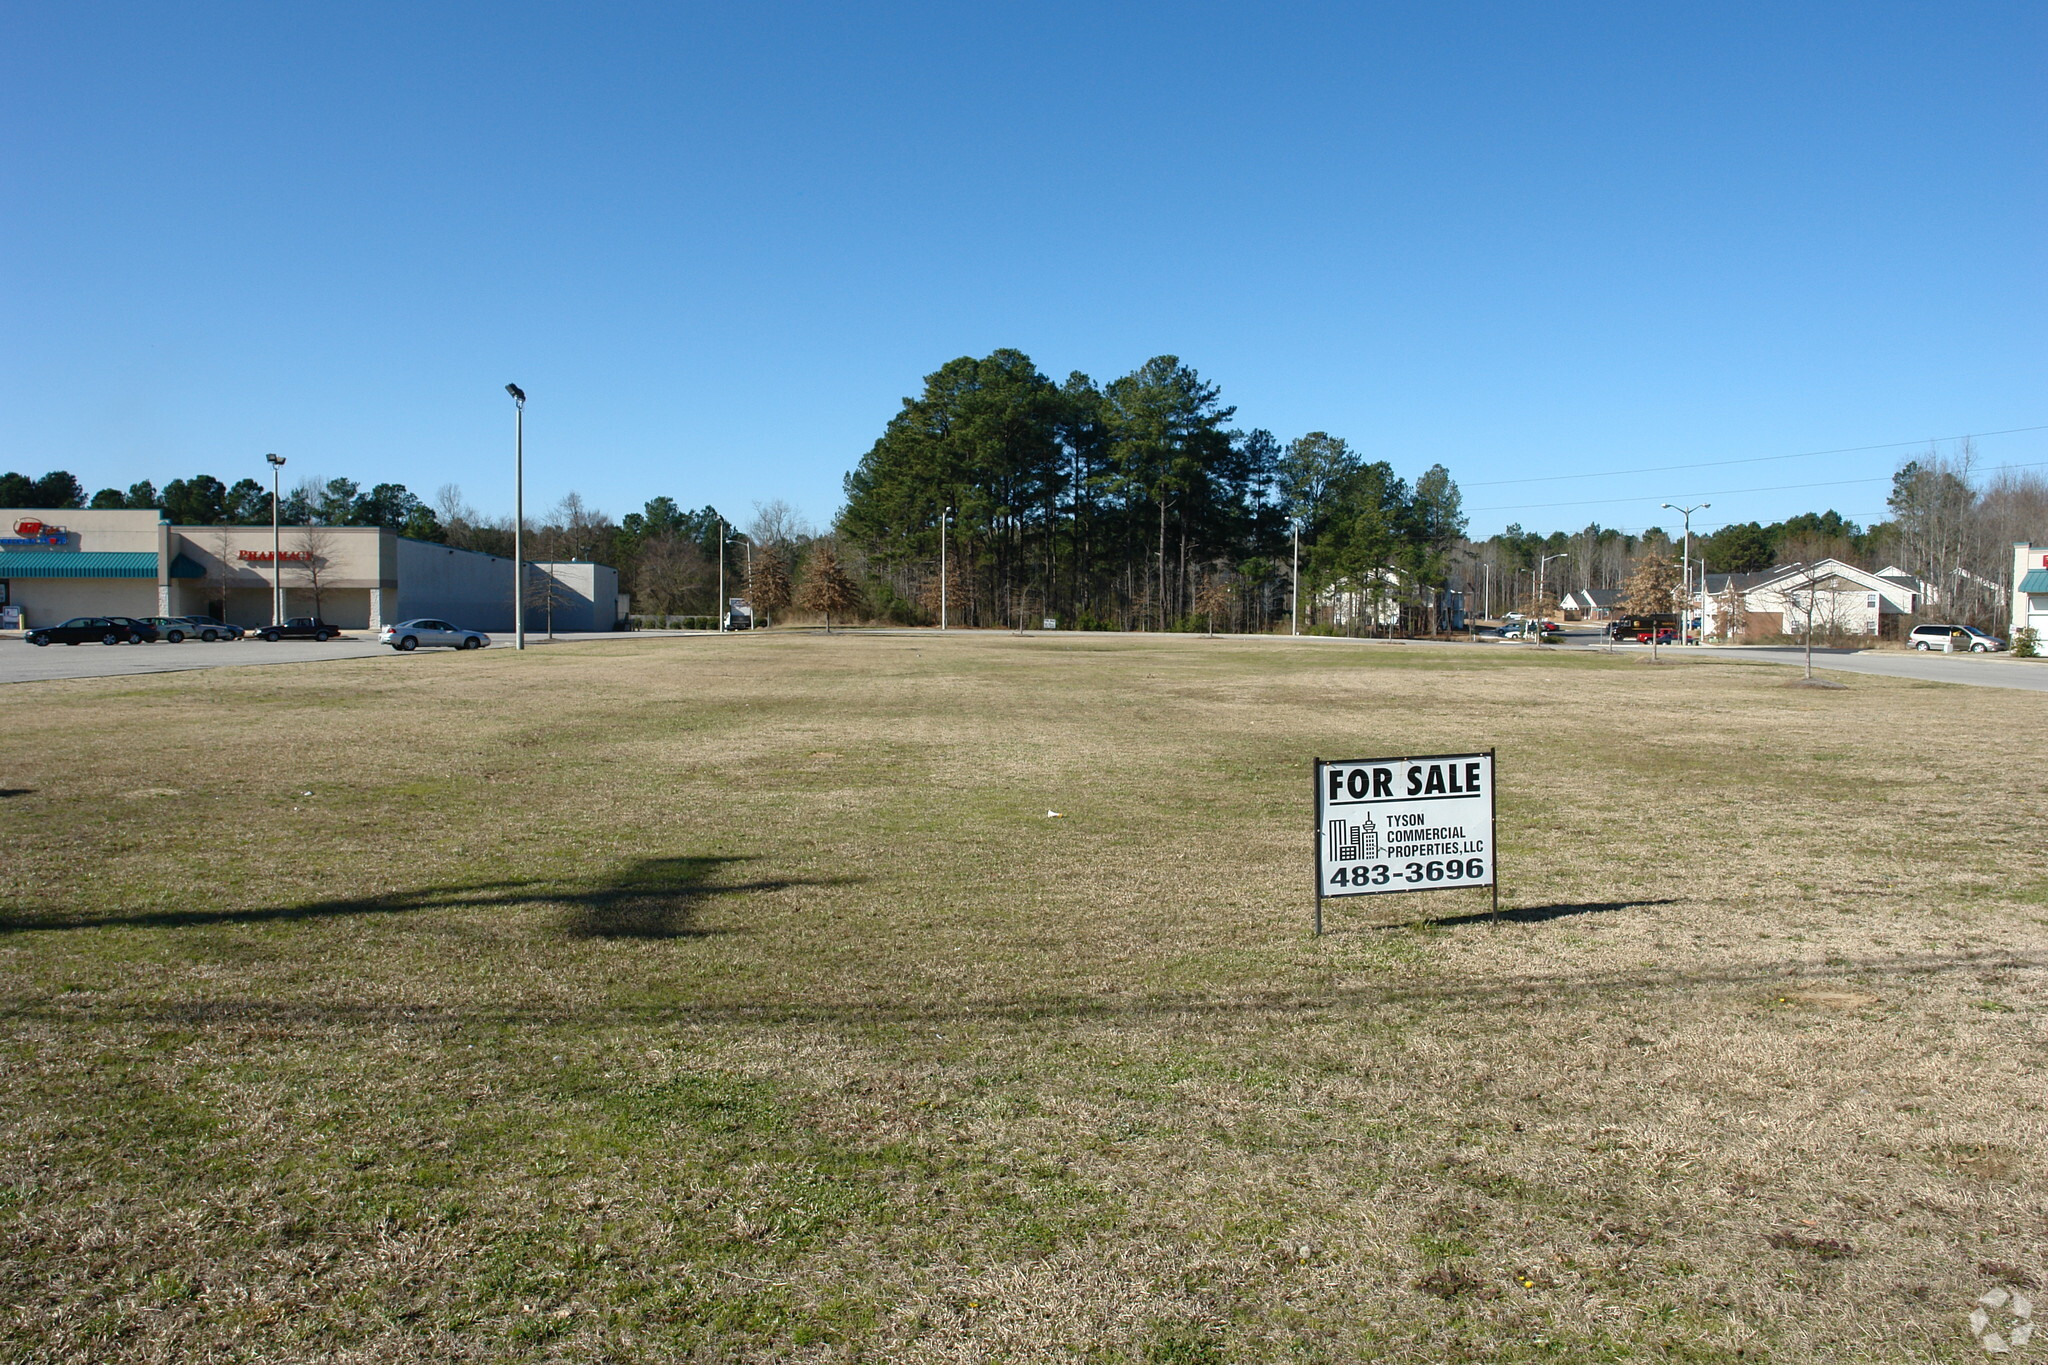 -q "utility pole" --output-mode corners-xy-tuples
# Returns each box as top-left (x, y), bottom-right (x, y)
(1291, 521), (1300, 636)
(265, 453), (286, 624)
(1481, 560), (1491, 623)
(1663, 503), (1709, 644)
(1536, 552), (1569, 642)
(940, 506), (950, 631)
(505, 384), (526, 650)
(717, 517), (726, 631)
